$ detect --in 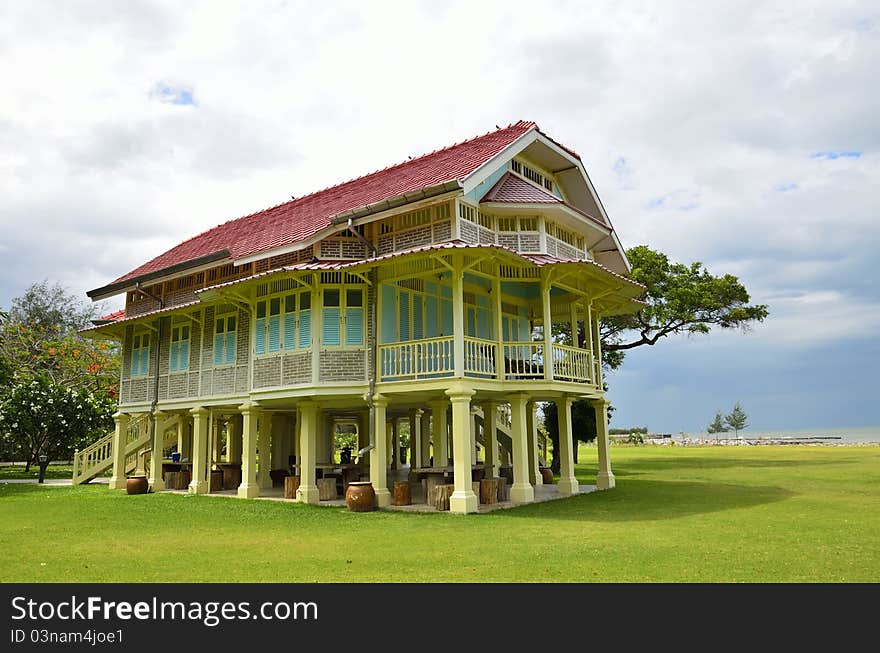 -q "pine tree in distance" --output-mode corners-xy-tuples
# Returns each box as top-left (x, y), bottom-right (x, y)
(707, 411), (728, 442)
(725, 402), (749, 438)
